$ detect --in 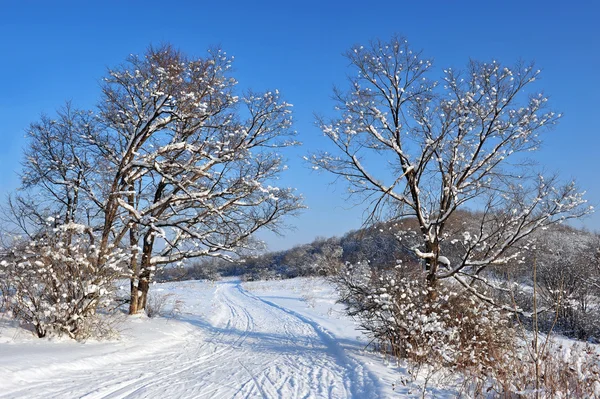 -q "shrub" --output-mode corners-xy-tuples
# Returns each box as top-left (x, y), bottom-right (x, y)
(0, 223), (127, 339)
(145, 292), (183, 318)
(463, 339), (600, 398)
(335, 262), (513, 372)
(336, 261), (600, 398)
